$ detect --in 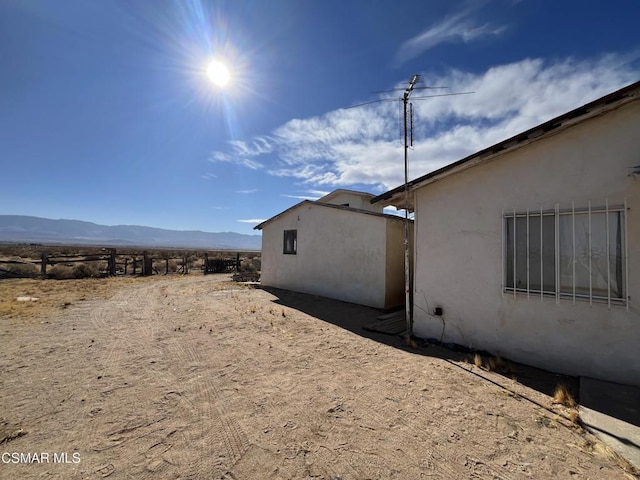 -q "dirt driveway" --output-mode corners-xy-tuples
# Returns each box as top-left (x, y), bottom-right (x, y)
(0, 275), (636, 479)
